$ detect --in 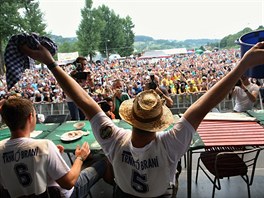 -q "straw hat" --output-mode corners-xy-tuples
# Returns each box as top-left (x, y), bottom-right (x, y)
(119, 90), (174, 132)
